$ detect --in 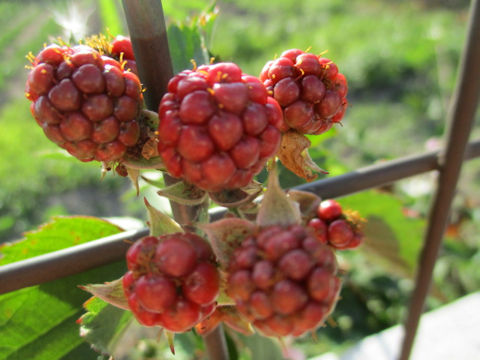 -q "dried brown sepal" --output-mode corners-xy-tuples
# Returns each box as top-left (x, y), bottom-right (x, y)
(277, 130), (328, 181)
